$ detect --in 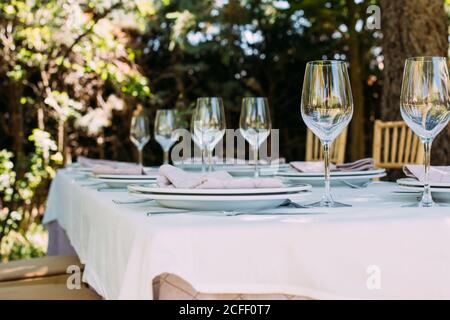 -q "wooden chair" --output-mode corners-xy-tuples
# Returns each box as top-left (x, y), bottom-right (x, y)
(0, 256), (82, 282)
(372, 120), (424, 169)
(305, 127), (348, 164)
(0, 255), (102, 300)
